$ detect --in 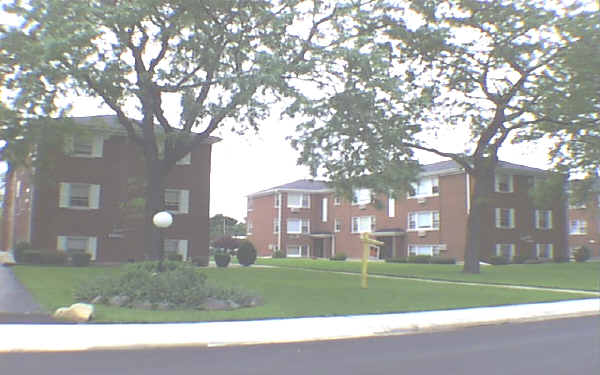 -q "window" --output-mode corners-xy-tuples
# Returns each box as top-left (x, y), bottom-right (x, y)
(352, 188), (371, 205)
(535, 210), (553, 230)
(536, 243), (554, 259)
(288, 193), (310, 208)
(408, 176), (439, 197)
(408, 211), (440, 230)
(274, 194), (280, 208)
(164, 189), (189, 214)
(408, 244), (443, 256)
(248, 197), (254, 211)
(495, 208), (515, 229)
(67, 135), (103, 158)
(495, 174), (514, 193)
(335, 219), (342, 233)
(569, 219), (587, 235)
(247, 221), (253, 235)
(57, 236), (97, 260)
(287, 218), (310, 234)
(351, 216), (376, 233)
(322, 198), (328, 222)
(175, 153), (191, 165)
(495, 243), (515, 260)
(273, 219), (279, 234)
(59, 183), (100, 209)
(388, 196), (395, 217)
(164, 239), (189, 261)
(334, 196), (341, 206)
